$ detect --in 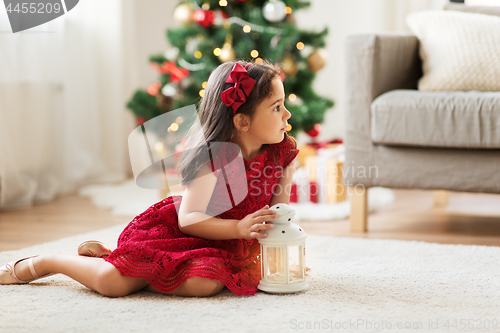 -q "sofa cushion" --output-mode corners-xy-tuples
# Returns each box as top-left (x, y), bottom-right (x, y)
(371, 90), (500, 149)
(406, 10), (500, 91)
